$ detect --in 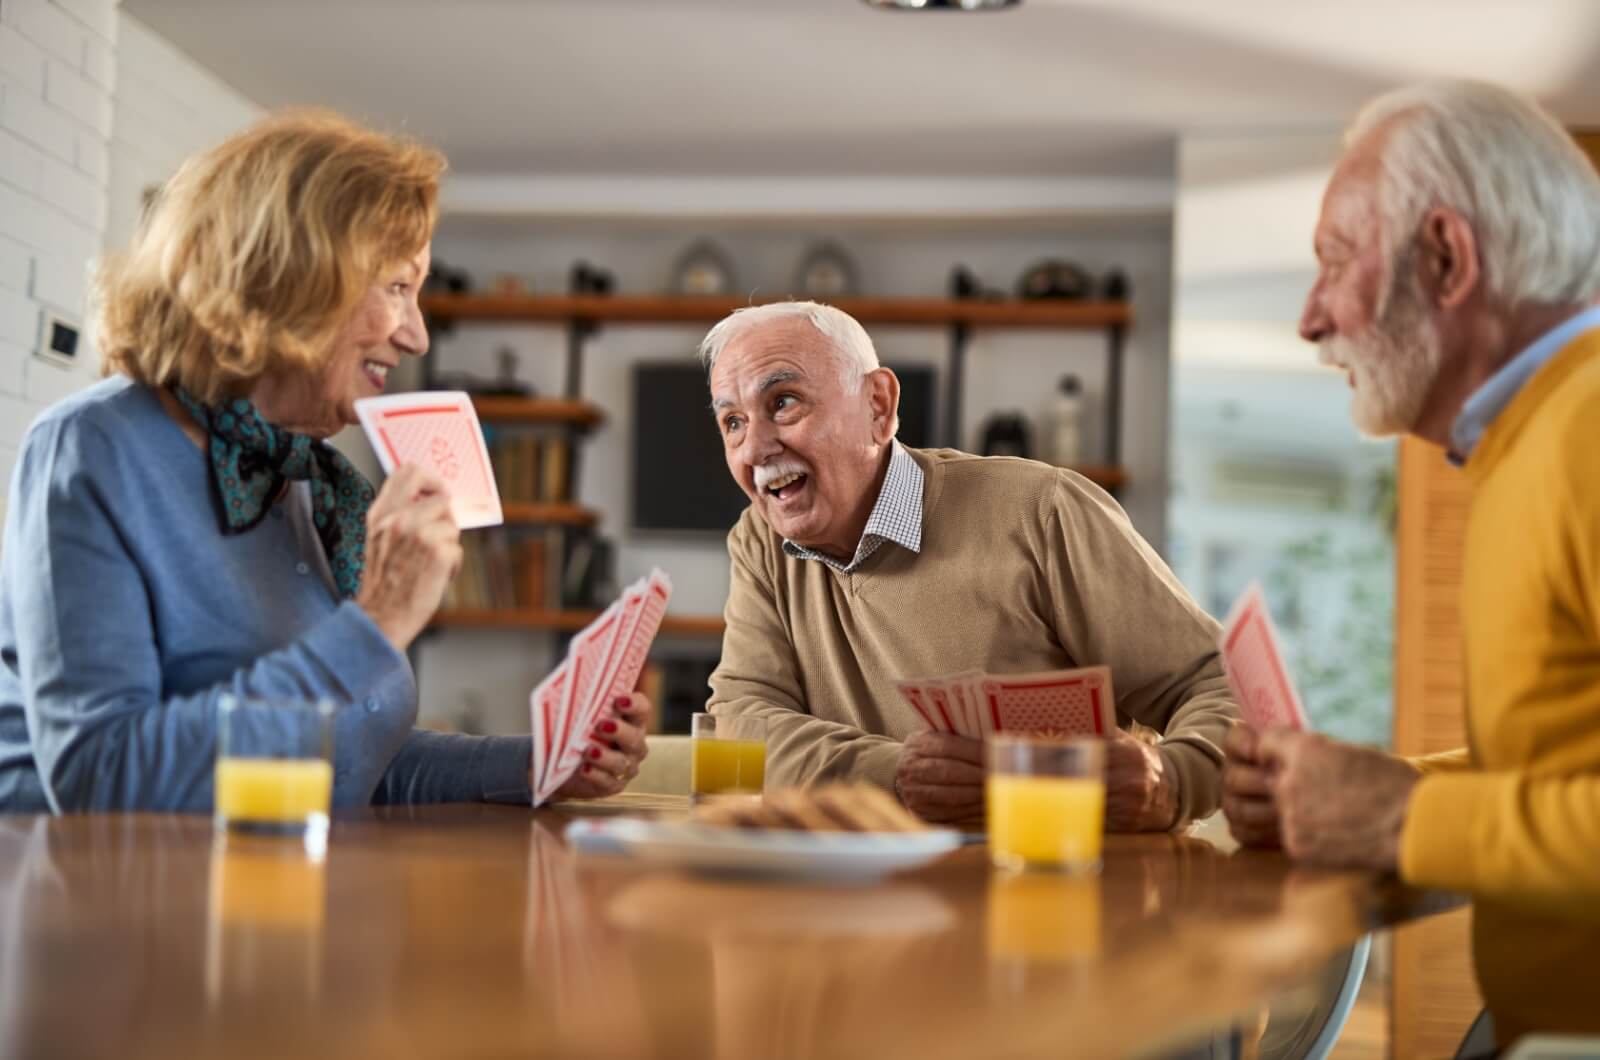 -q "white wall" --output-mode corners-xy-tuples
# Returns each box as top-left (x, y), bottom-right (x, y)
(103, 14), (261, 252)
(0, 2), (262, 532)
(0, 0), (116, 529)
(416, 215), (1175, 733)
